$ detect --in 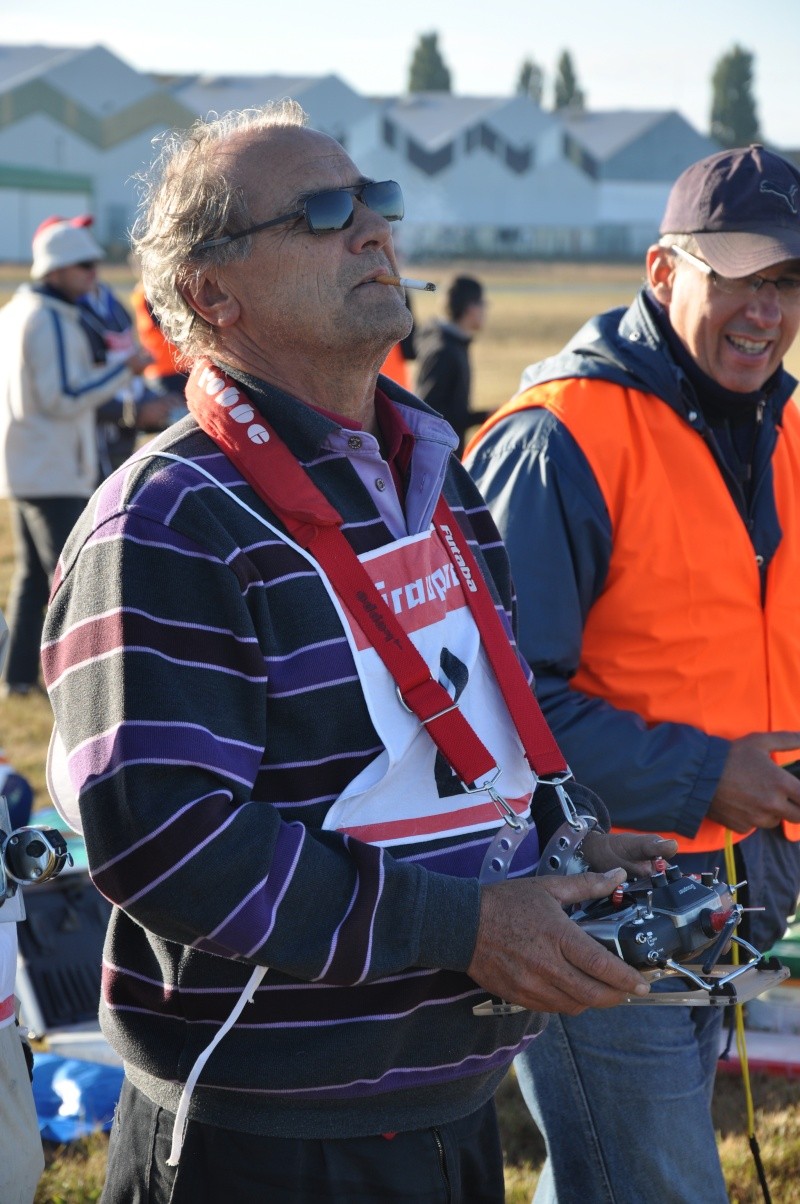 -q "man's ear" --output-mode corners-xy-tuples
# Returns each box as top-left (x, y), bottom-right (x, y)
(647, 244), (675, 307)
(180, 270), (241, 329)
